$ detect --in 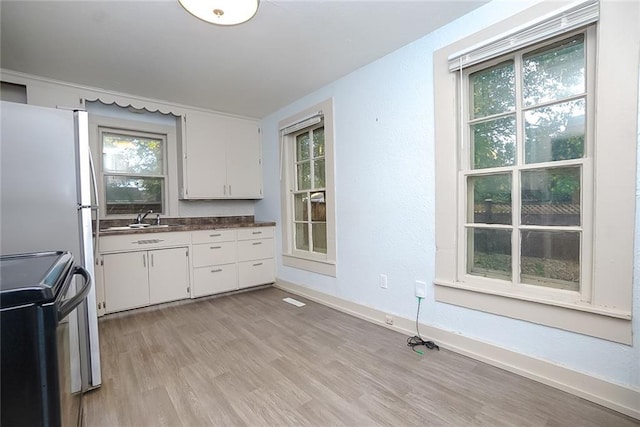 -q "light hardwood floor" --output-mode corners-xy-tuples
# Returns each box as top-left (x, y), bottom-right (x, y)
(84, 286), (639, 426)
